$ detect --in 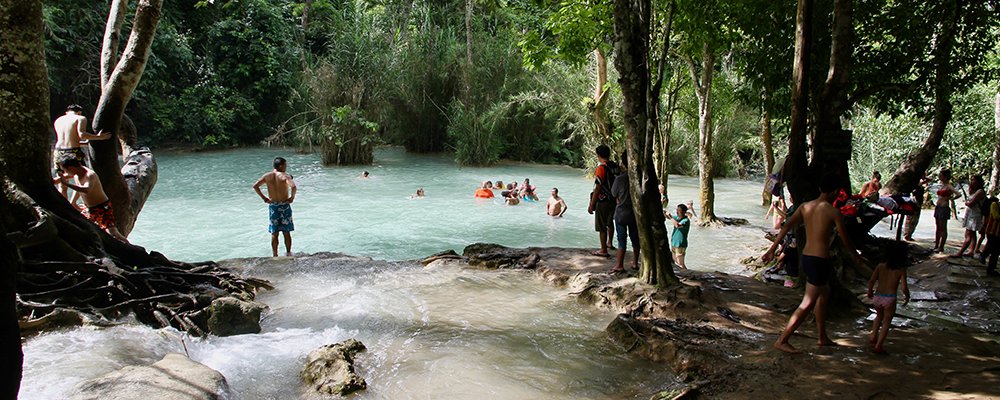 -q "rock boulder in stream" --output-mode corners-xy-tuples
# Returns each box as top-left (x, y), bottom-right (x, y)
(69, 353), (229, 400)
(302, 338), (368, 396)
(203, 296), (267, 336)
